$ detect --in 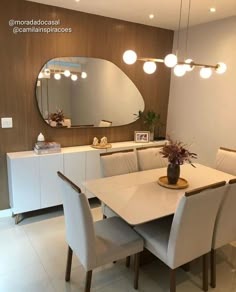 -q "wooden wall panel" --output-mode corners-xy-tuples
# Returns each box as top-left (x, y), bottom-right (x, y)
(0, 0), (173, 210)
